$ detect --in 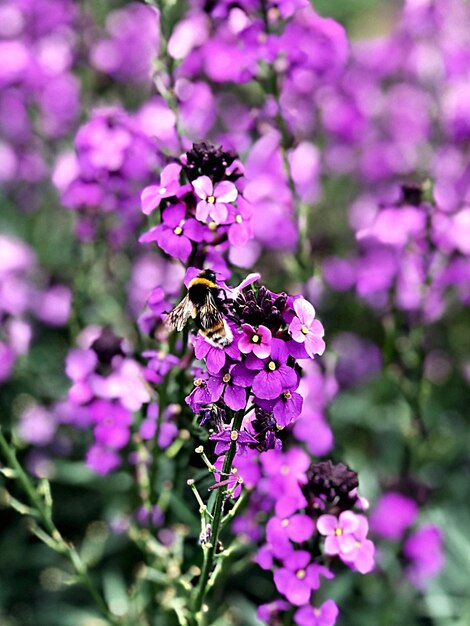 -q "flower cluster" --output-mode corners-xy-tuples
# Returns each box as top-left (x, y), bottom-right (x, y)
(185, 277), (324, 429)
(318, 0), (470, 323)
(0, 233), (71, 384)
(371, 490), (444, 589)
(253, 458), (374, 625)
(90, 3), (159, 85)
(0, 0), (80, 193)
(62, 326), (150, 474)
(151, 2), (348, 257)
(173, 273), (373, 623)
(53, 104), (175, 246)
(140, 142), (251, 267)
